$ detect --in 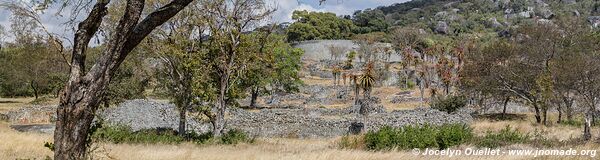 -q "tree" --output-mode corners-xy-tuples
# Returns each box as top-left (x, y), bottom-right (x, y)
(194, 0), (274, 136)
(49, 0), (194, 159)
(328, 44), (346, 61)
(352, 8), (389, 33)
(286, 10), (356, 42)
(359, 62), (376, 98)
(243, 31), (304, 108)
(0, 24), (6, 50)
